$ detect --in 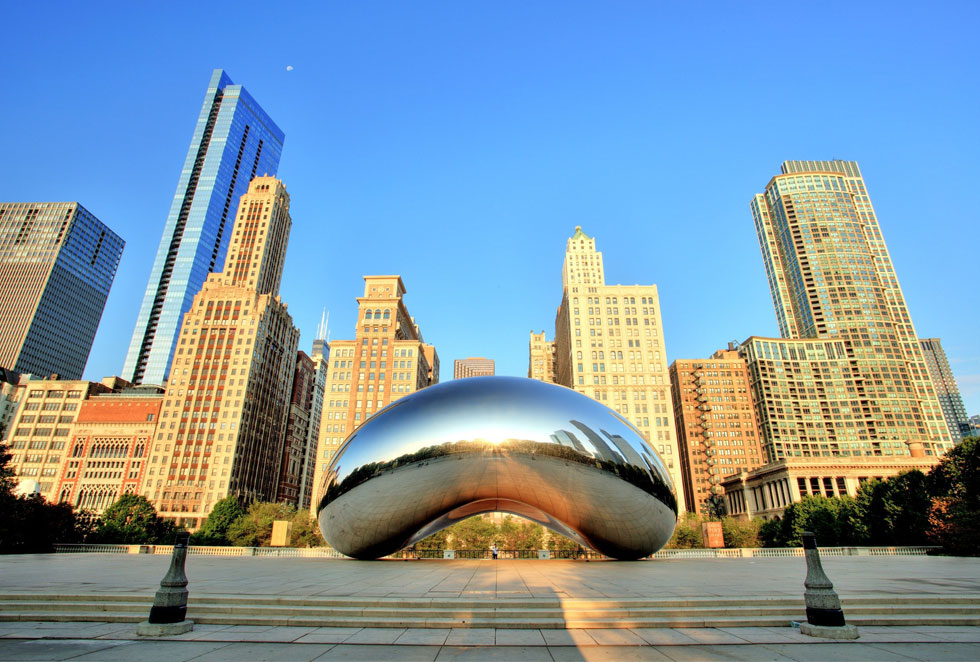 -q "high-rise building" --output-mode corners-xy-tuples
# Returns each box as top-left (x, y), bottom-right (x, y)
(311, 276), (438, 504)
(0, 202), (124, 379)
(919, 338), (971, 442)
(276, 351), (315, 506)
(552, 227), (685, 511)
(528, 331), (556, 383)
(3, 376), (116, 499)
(454, 357), (495, 379)
(124, 70), (284, 385)
(967, 415), (980, 440)
(749, 161), (950, 459)
(55, 382), (164, 514)
(140, 177), (299, 528)
(669, 348), (765, 516)
(298, 318), (329, 510)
